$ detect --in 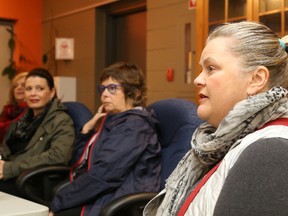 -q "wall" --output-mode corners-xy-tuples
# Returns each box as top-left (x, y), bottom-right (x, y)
(42, 0), (197, 112)
(146, 0), (197, 104)
(0, 0), (42, 109)
(42, 0), (118, 112)
(0, 25), (12, 108)
(0, 0), (43, 69)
